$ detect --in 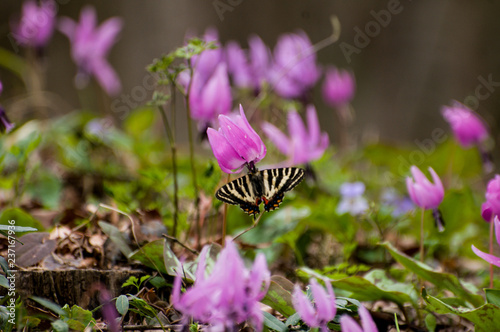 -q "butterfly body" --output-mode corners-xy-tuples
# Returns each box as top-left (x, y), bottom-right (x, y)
(215, 167), (305, 216)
